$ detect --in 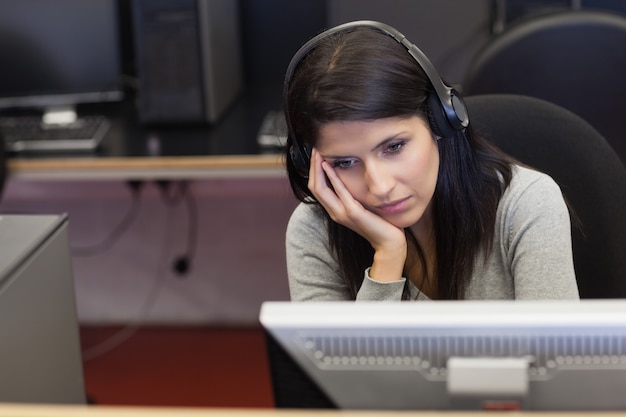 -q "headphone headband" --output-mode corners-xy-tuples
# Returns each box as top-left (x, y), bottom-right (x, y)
(285, 20), (469, 177)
